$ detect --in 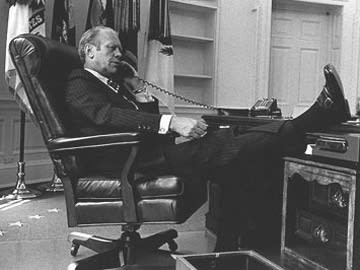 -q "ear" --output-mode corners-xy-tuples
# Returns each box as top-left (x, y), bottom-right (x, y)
(85, 44), (94, 59)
